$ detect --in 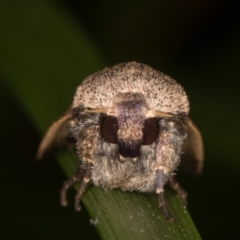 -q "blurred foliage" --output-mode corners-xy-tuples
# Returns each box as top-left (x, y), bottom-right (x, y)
(1, 0), (240, 239)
